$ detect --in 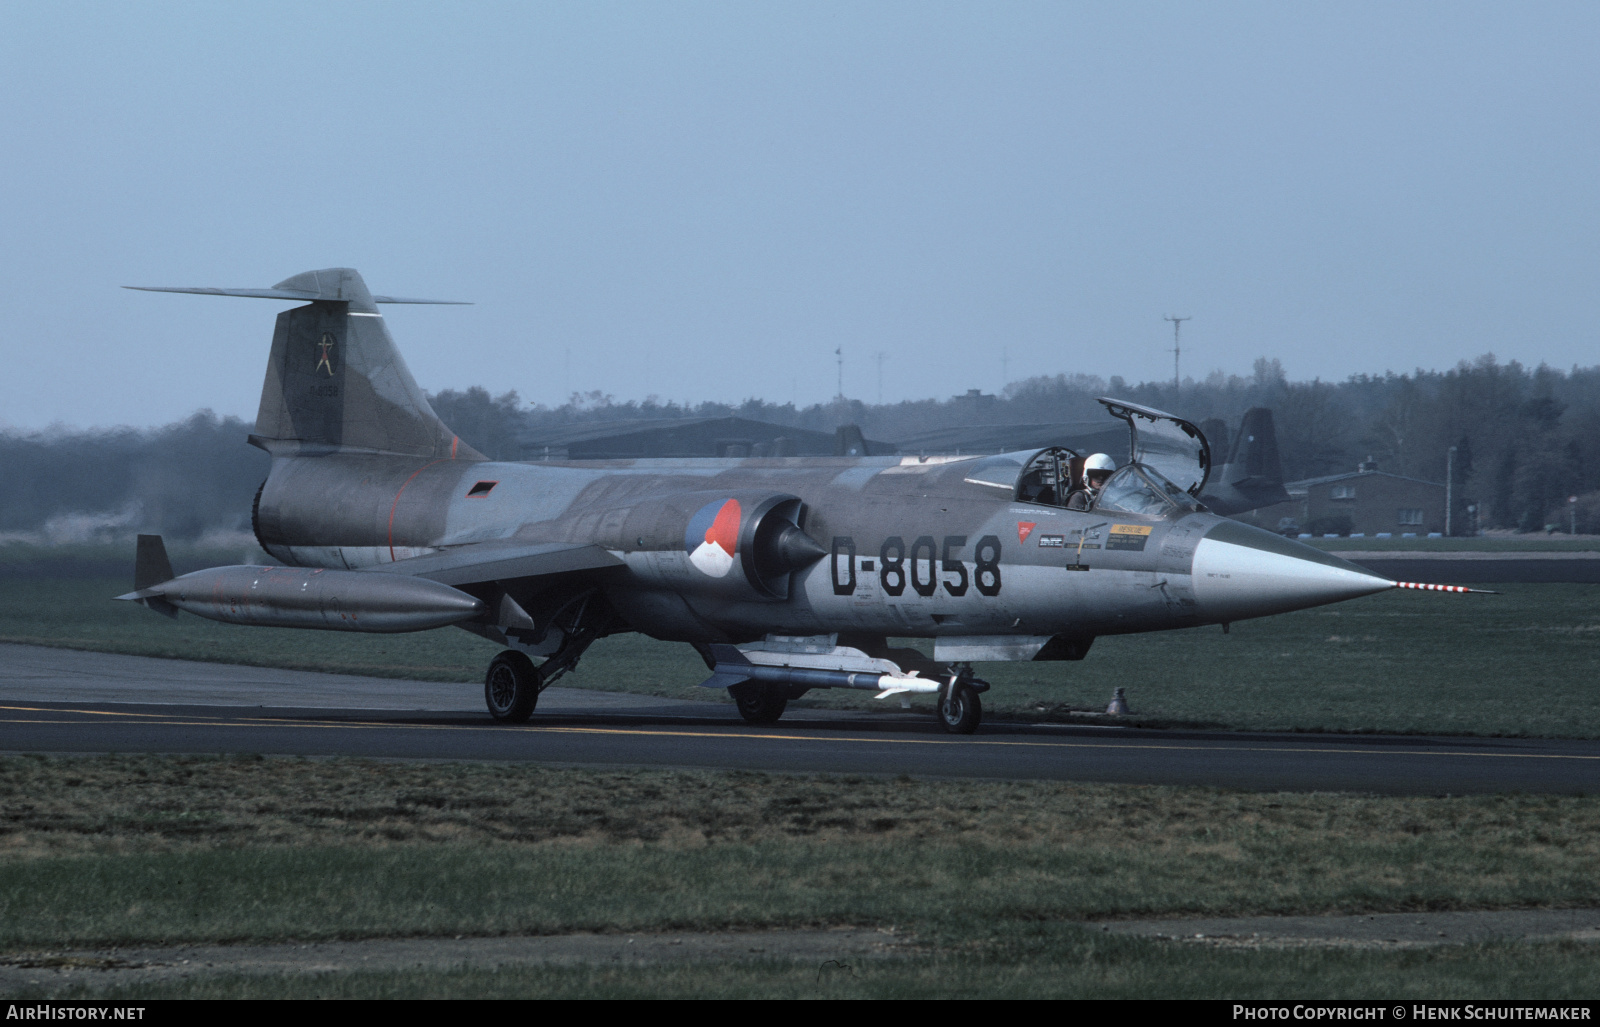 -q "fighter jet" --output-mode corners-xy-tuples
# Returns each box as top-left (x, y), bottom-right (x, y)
(118, 268), (1481, 733)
